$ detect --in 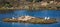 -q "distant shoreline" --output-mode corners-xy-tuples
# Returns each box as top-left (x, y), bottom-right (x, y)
(0, 7), (60, 11)
(0, 1), (60, 10)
